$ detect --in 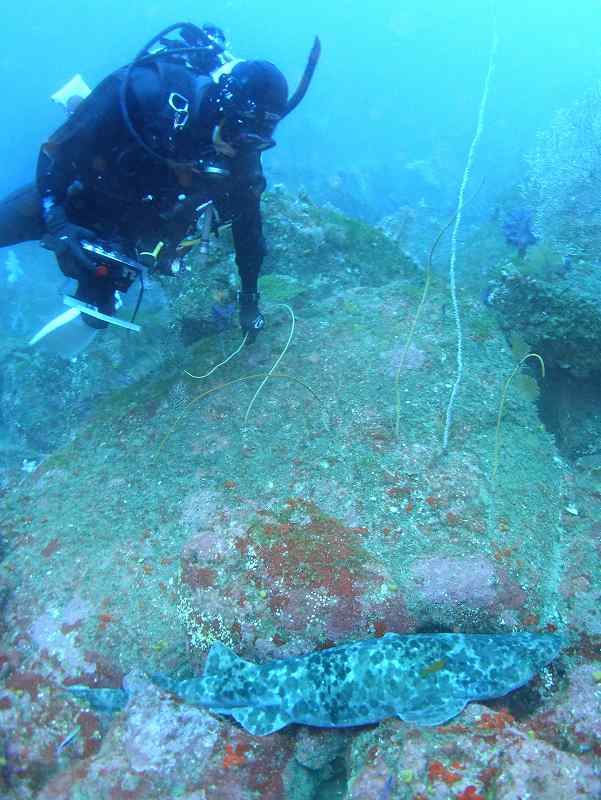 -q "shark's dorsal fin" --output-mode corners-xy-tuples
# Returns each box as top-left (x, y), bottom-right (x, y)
(205, 641), (243, 674)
